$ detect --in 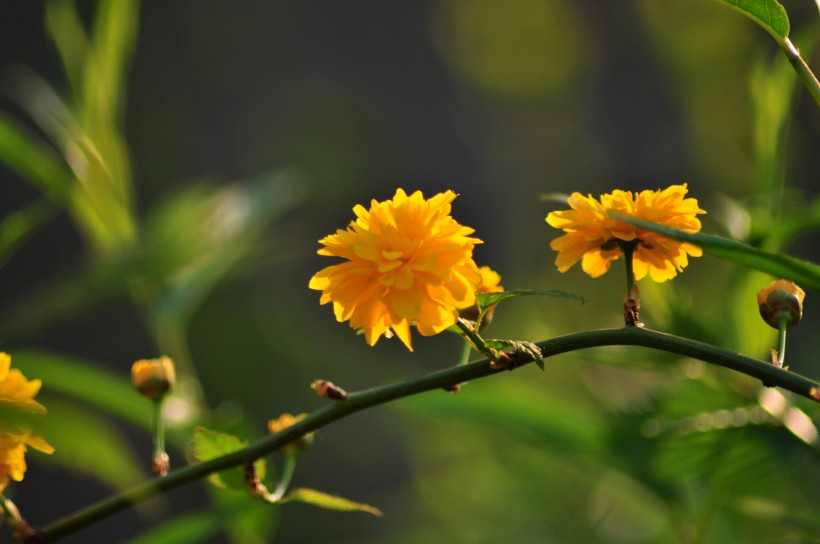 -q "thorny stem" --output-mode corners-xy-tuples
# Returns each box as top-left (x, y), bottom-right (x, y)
(30, 327), (820, 543)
